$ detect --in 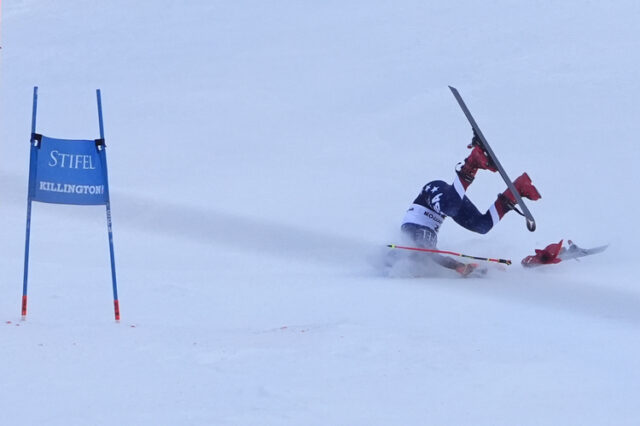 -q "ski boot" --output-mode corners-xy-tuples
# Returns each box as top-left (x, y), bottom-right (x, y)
(456, 144), (497, 189)
(495, 172), (541, 217)
(521, 240), (564, 267)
